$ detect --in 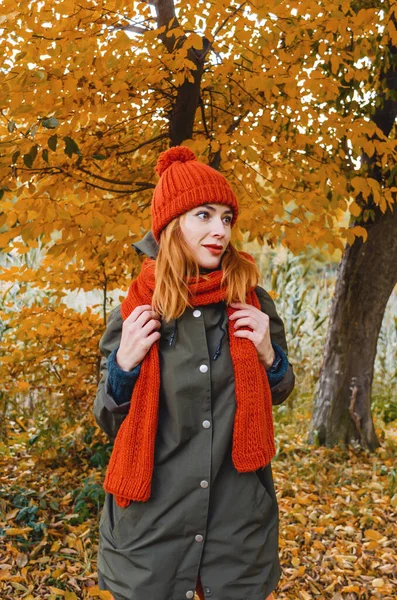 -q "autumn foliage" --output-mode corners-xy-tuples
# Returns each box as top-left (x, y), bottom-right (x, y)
(0, 0), (396, 399)
(0, 1), (396, 596)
